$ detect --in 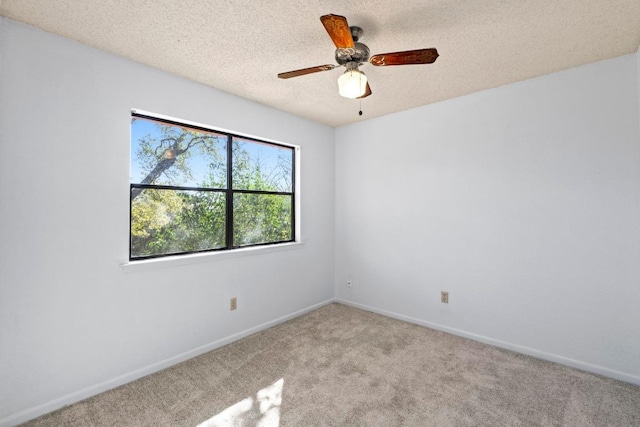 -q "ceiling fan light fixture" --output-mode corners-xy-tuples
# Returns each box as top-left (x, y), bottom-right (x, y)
(278, 14), (439, 102)
(338, 69), (367, 99)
